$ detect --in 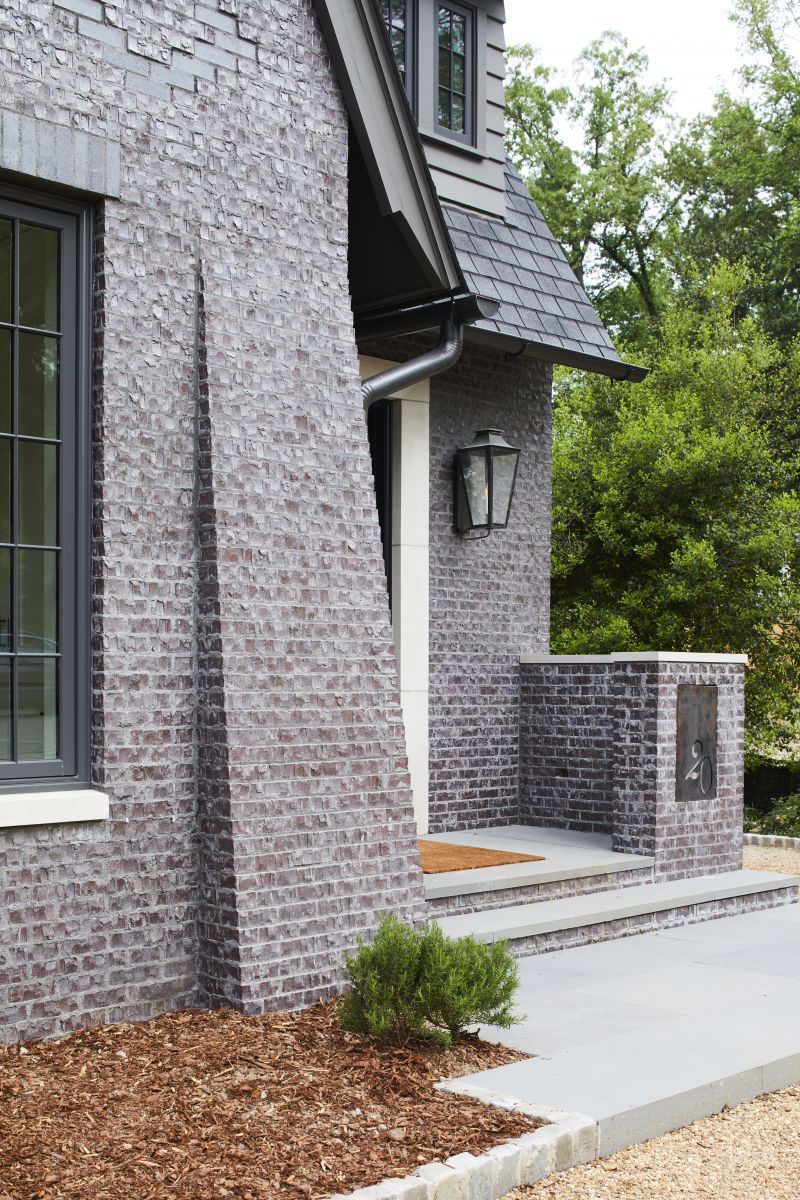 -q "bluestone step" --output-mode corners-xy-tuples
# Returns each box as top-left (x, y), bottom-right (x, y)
(435, 870), (800, 950)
